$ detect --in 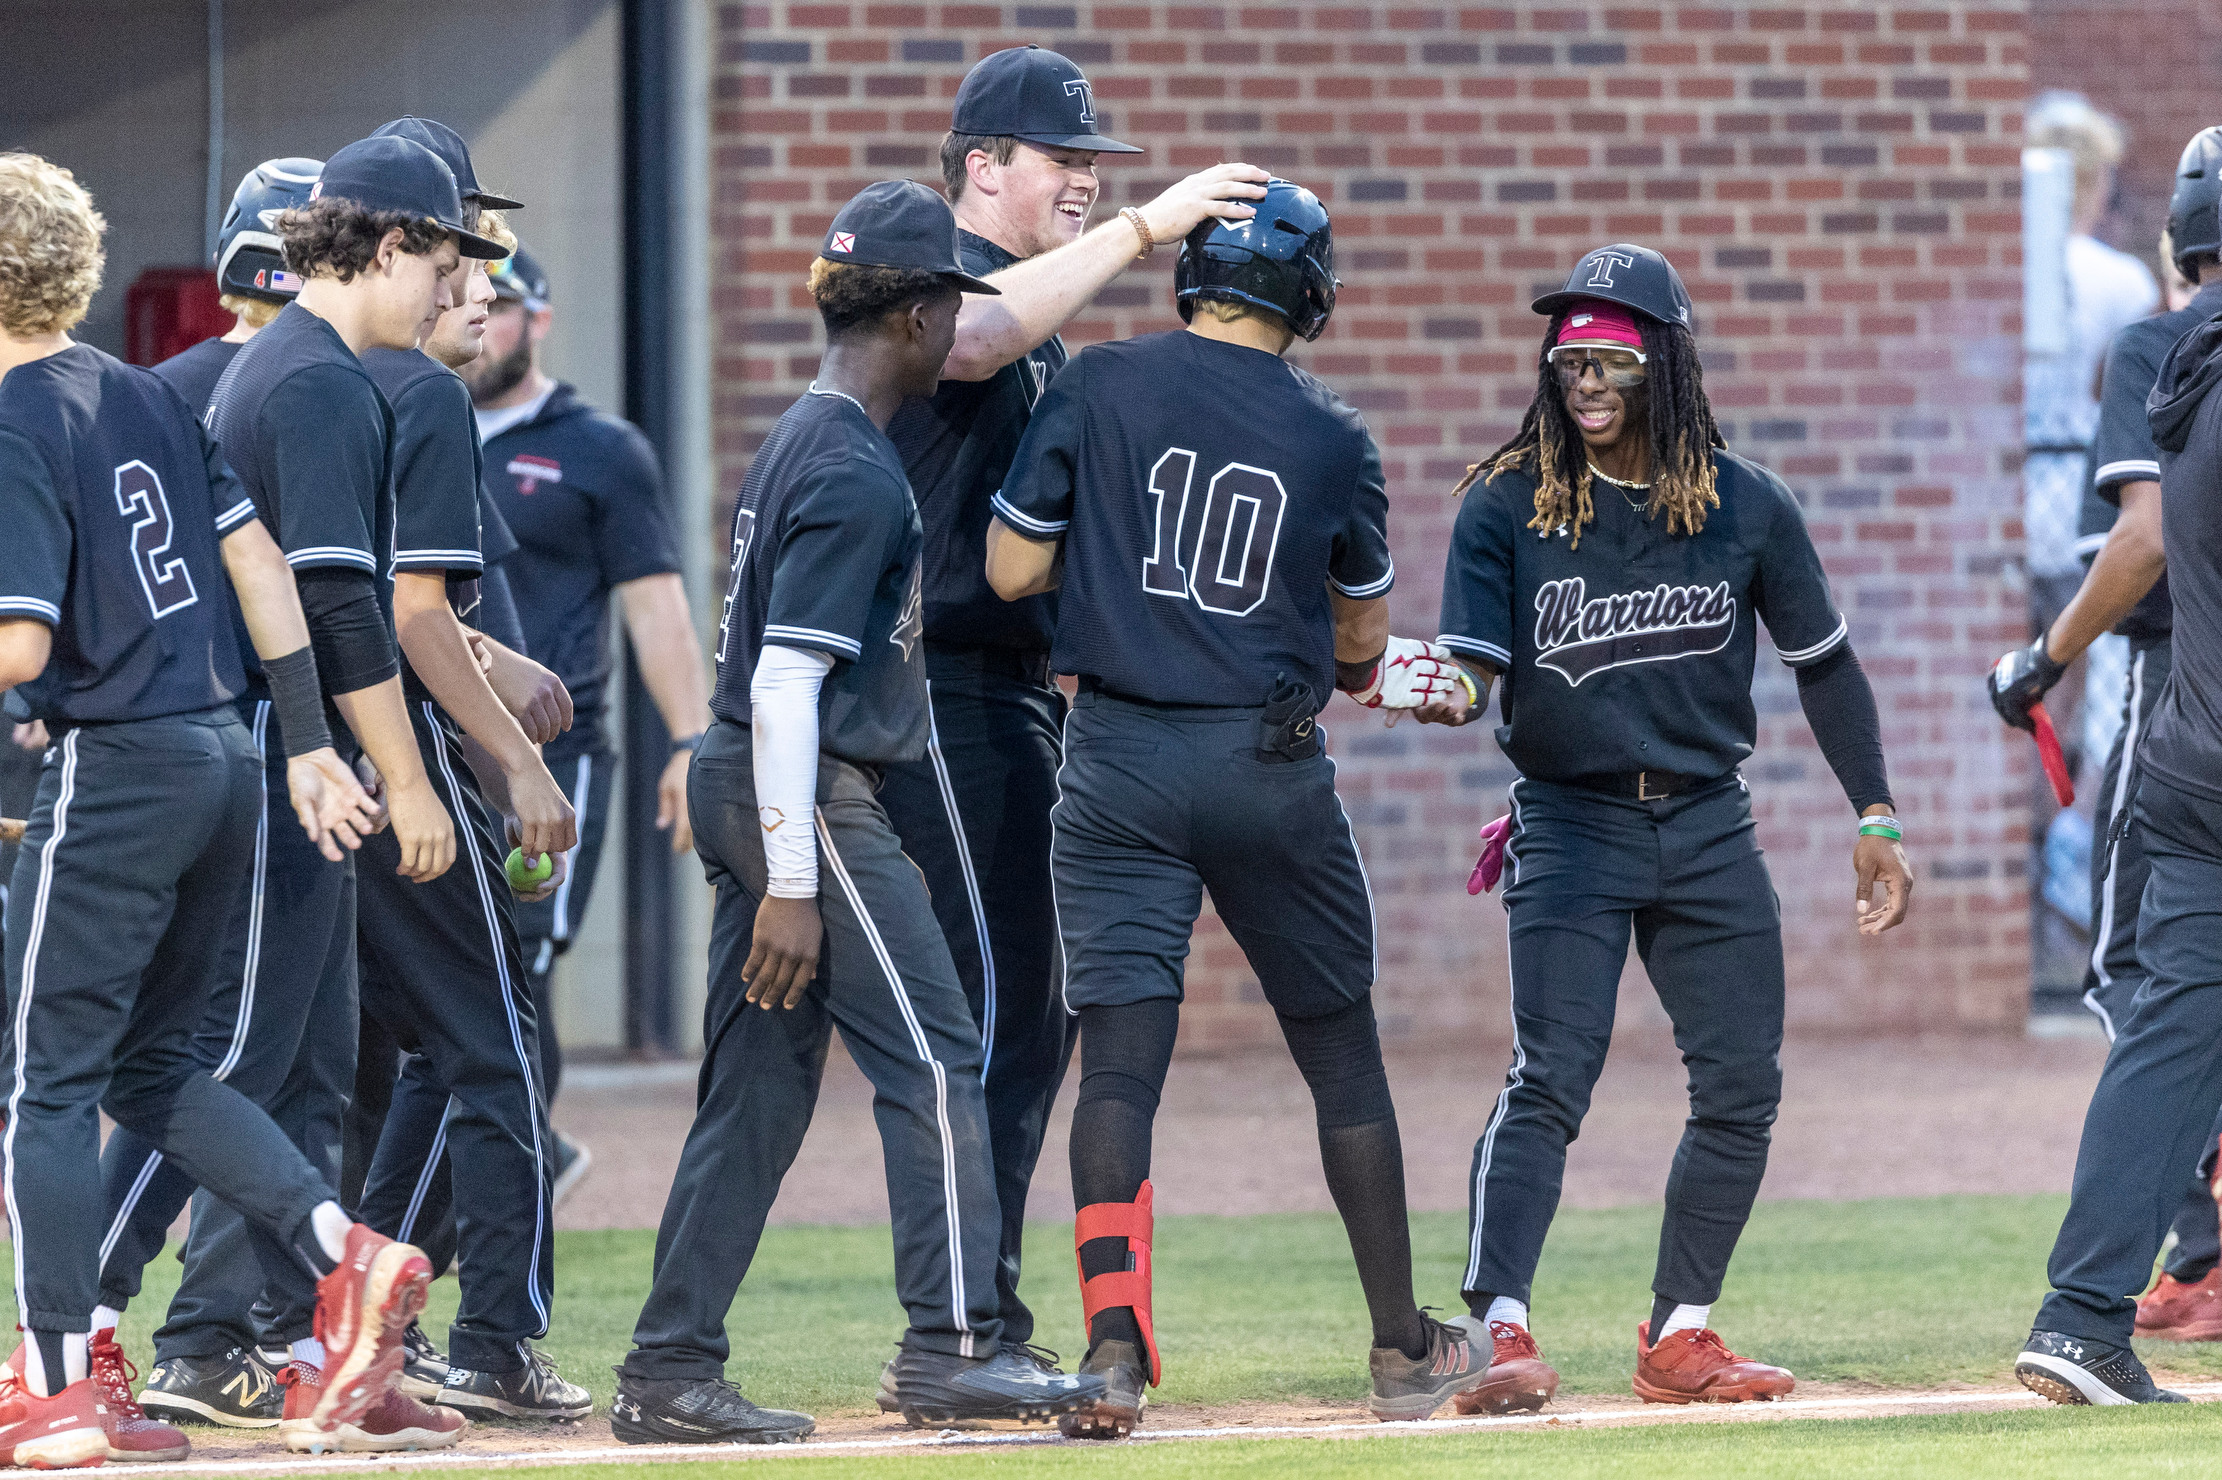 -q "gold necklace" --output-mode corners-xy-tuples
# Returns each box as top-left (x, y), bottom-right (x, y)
(1588, 461), (1652, 512)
